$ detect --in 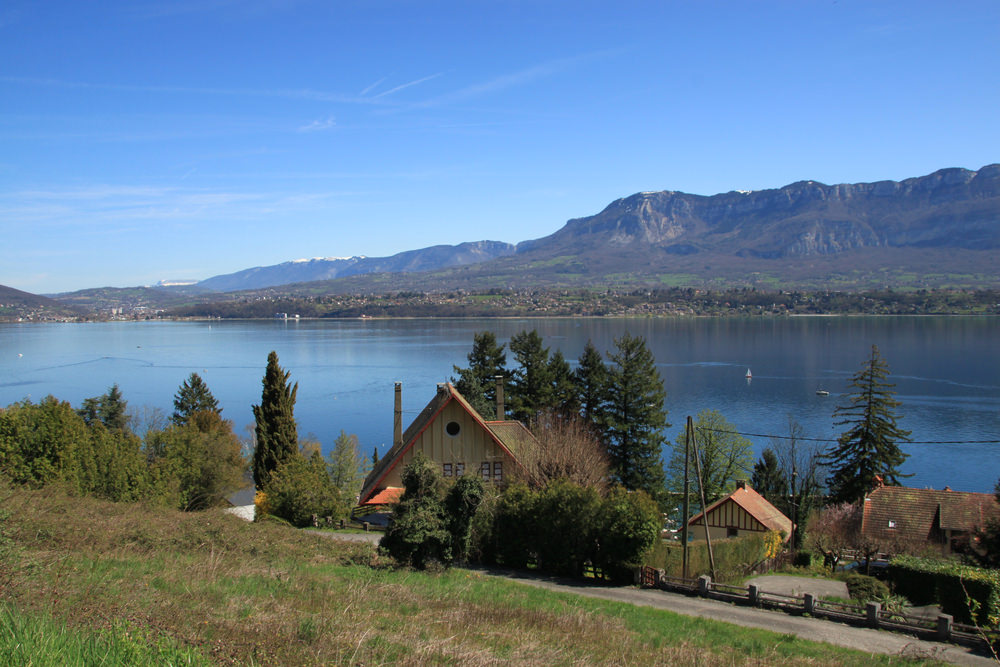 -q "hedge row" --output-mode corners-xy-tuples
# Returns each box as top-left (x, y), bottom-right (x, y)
(888, 555), (1000, 626)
